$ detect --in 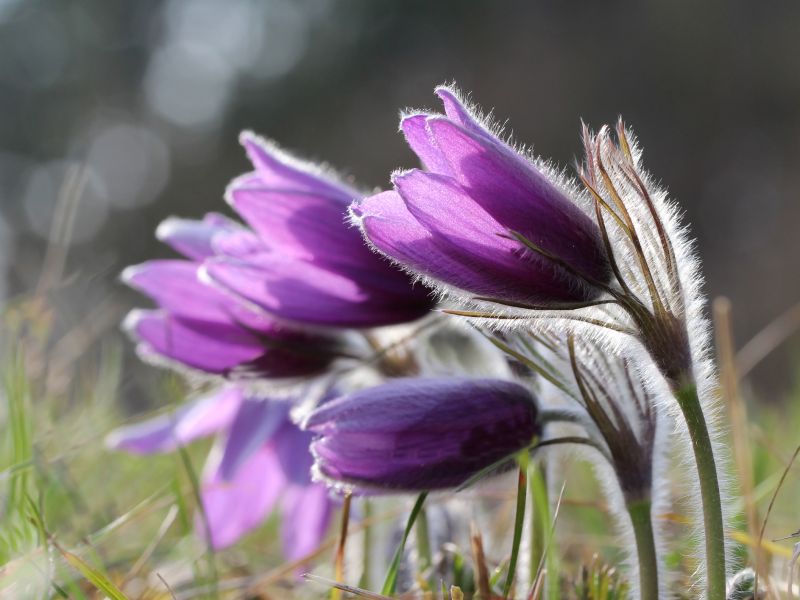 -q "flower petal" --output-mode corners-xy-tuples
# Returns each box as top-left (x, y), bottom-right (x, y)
(280, 484), (333, 560)
(239, 131), (360, 200)
(155, 213), (242, 261)
(400, 114), (452, 175)
(106, 387), (243, 454)
(434, 86), (486, 133)
(393, 170), (585, 302)
(218, 398), (290, 480)
(273, 422), (315, 485)
(204, 254), (429, 328)
(425, 117), (609, 282)
(354, 190), (488, 290)
(123, 260), (238, 323)
(126, 310), (333, 378)
(227, 185), (371, 268)
(199, 442), (285, 549)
